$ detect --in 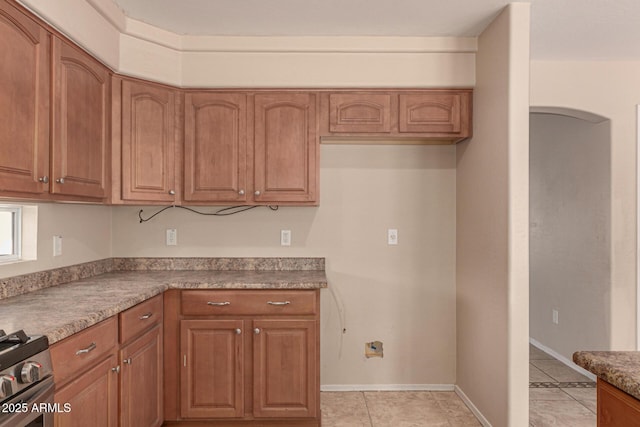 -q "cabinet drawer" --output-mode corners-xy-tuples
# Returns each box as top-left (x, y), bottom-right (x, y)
(181, 290), (318, 316)
(50, 316), (117, 386)
(119, 294), (163, 344)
